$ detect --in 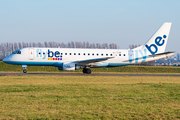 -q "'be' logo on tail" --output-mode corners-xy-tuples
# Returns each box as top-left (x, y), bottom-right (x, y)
(145, 35), (166, 55)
